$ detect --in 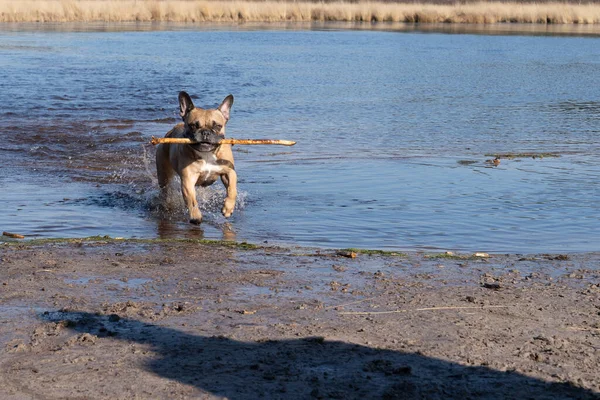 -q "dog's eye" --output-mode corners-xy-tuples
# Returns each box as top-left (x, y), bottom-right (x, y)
(213, 123), (223, 131)
(190, 121), (200, 129)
